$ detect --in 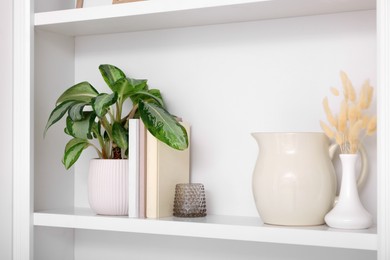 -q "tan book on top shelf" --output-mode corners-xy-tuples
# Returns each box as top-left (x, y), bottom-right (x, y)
(146, 122), (190, 218)
(112, 0), (144, 4)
